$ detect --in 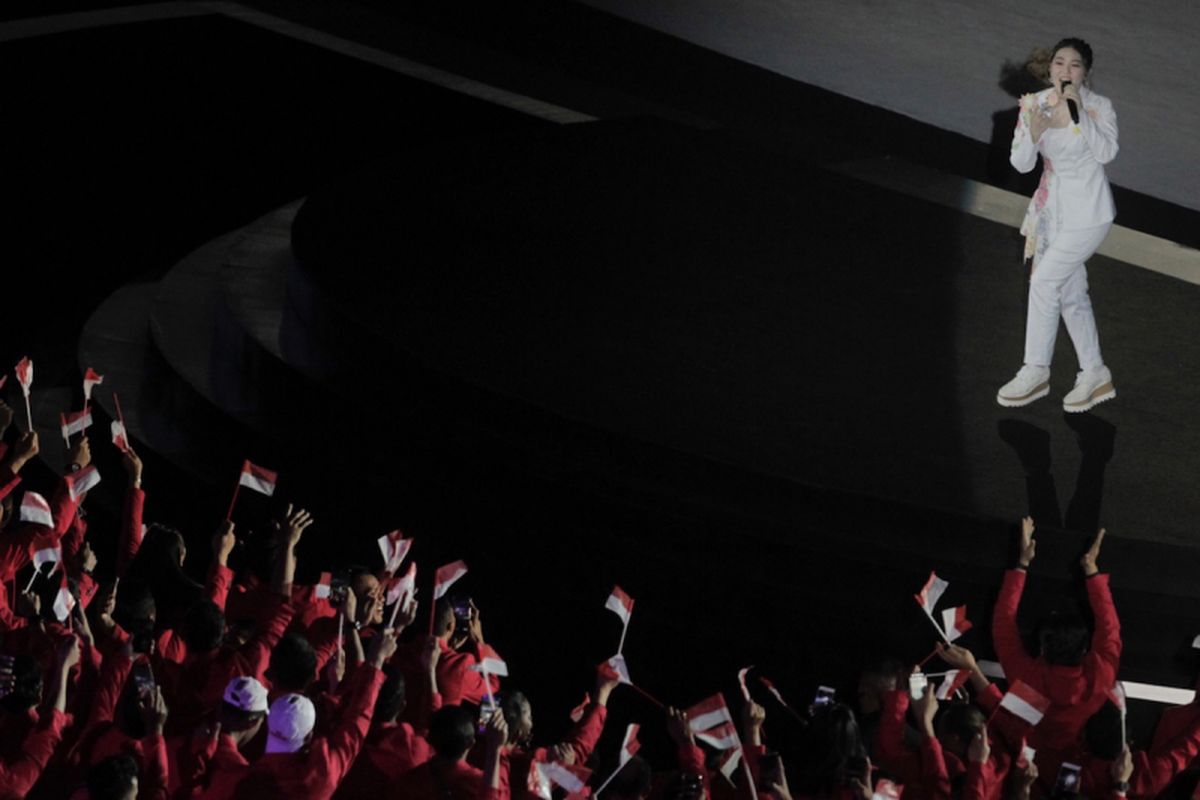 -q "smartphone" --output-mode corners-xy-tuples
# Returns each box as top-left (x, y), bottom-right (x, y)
(330, 577), (350, 606)
(1053, 762), (1082, 797)
(132, 662), (156, 697)
(477, 697), (498, 735)
(908, 672), (928, 700)
(813, 685), (836, 708)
